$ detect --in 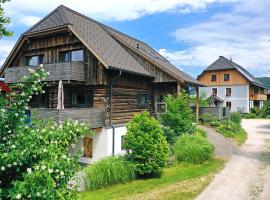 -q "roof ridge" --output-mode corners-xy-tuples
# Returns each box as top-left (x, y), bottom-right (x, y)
(25, 5), (71, 34)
